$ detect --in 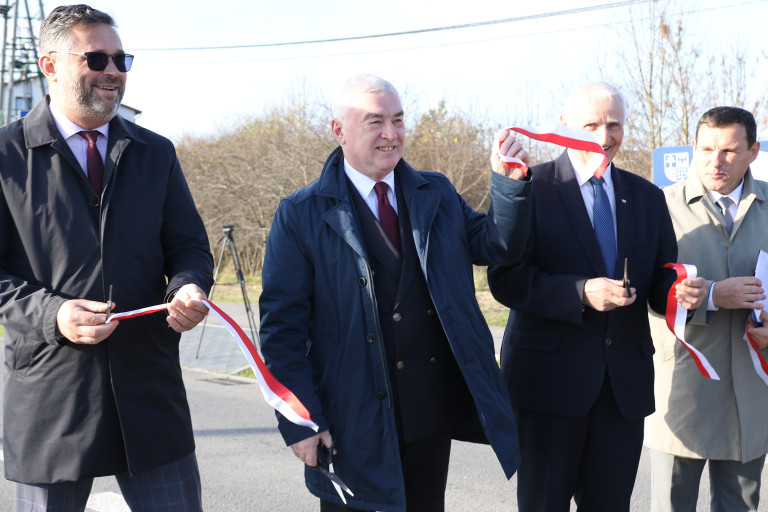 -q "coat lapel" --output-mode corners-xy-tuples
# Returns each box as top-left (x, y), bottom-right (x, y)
(24, 98), (83, 183)
(732, 169), (763, 237)
(554, 153), (605, 277)
(612, 166), (634, 278)
(319, 148), (370, 263)
(397, 163), (439, 274)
